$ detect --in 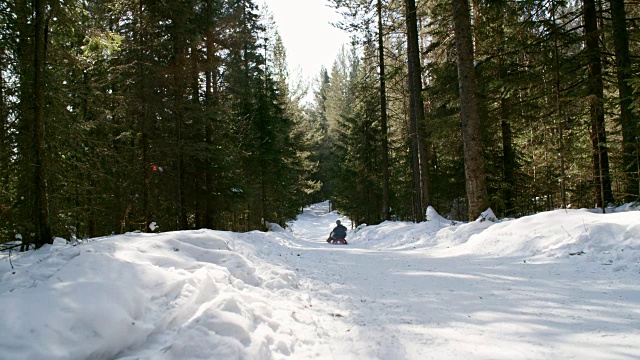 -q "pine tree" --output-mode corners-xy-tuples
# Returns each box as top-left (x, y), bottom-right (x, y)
(377, 0), (391, 220)
(610, 0), (639, 202)
(309, 66), (334, 202)
(583, 0), (613, 209)
(450, 0), (489, 220)
(405, 0), (431, 221)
